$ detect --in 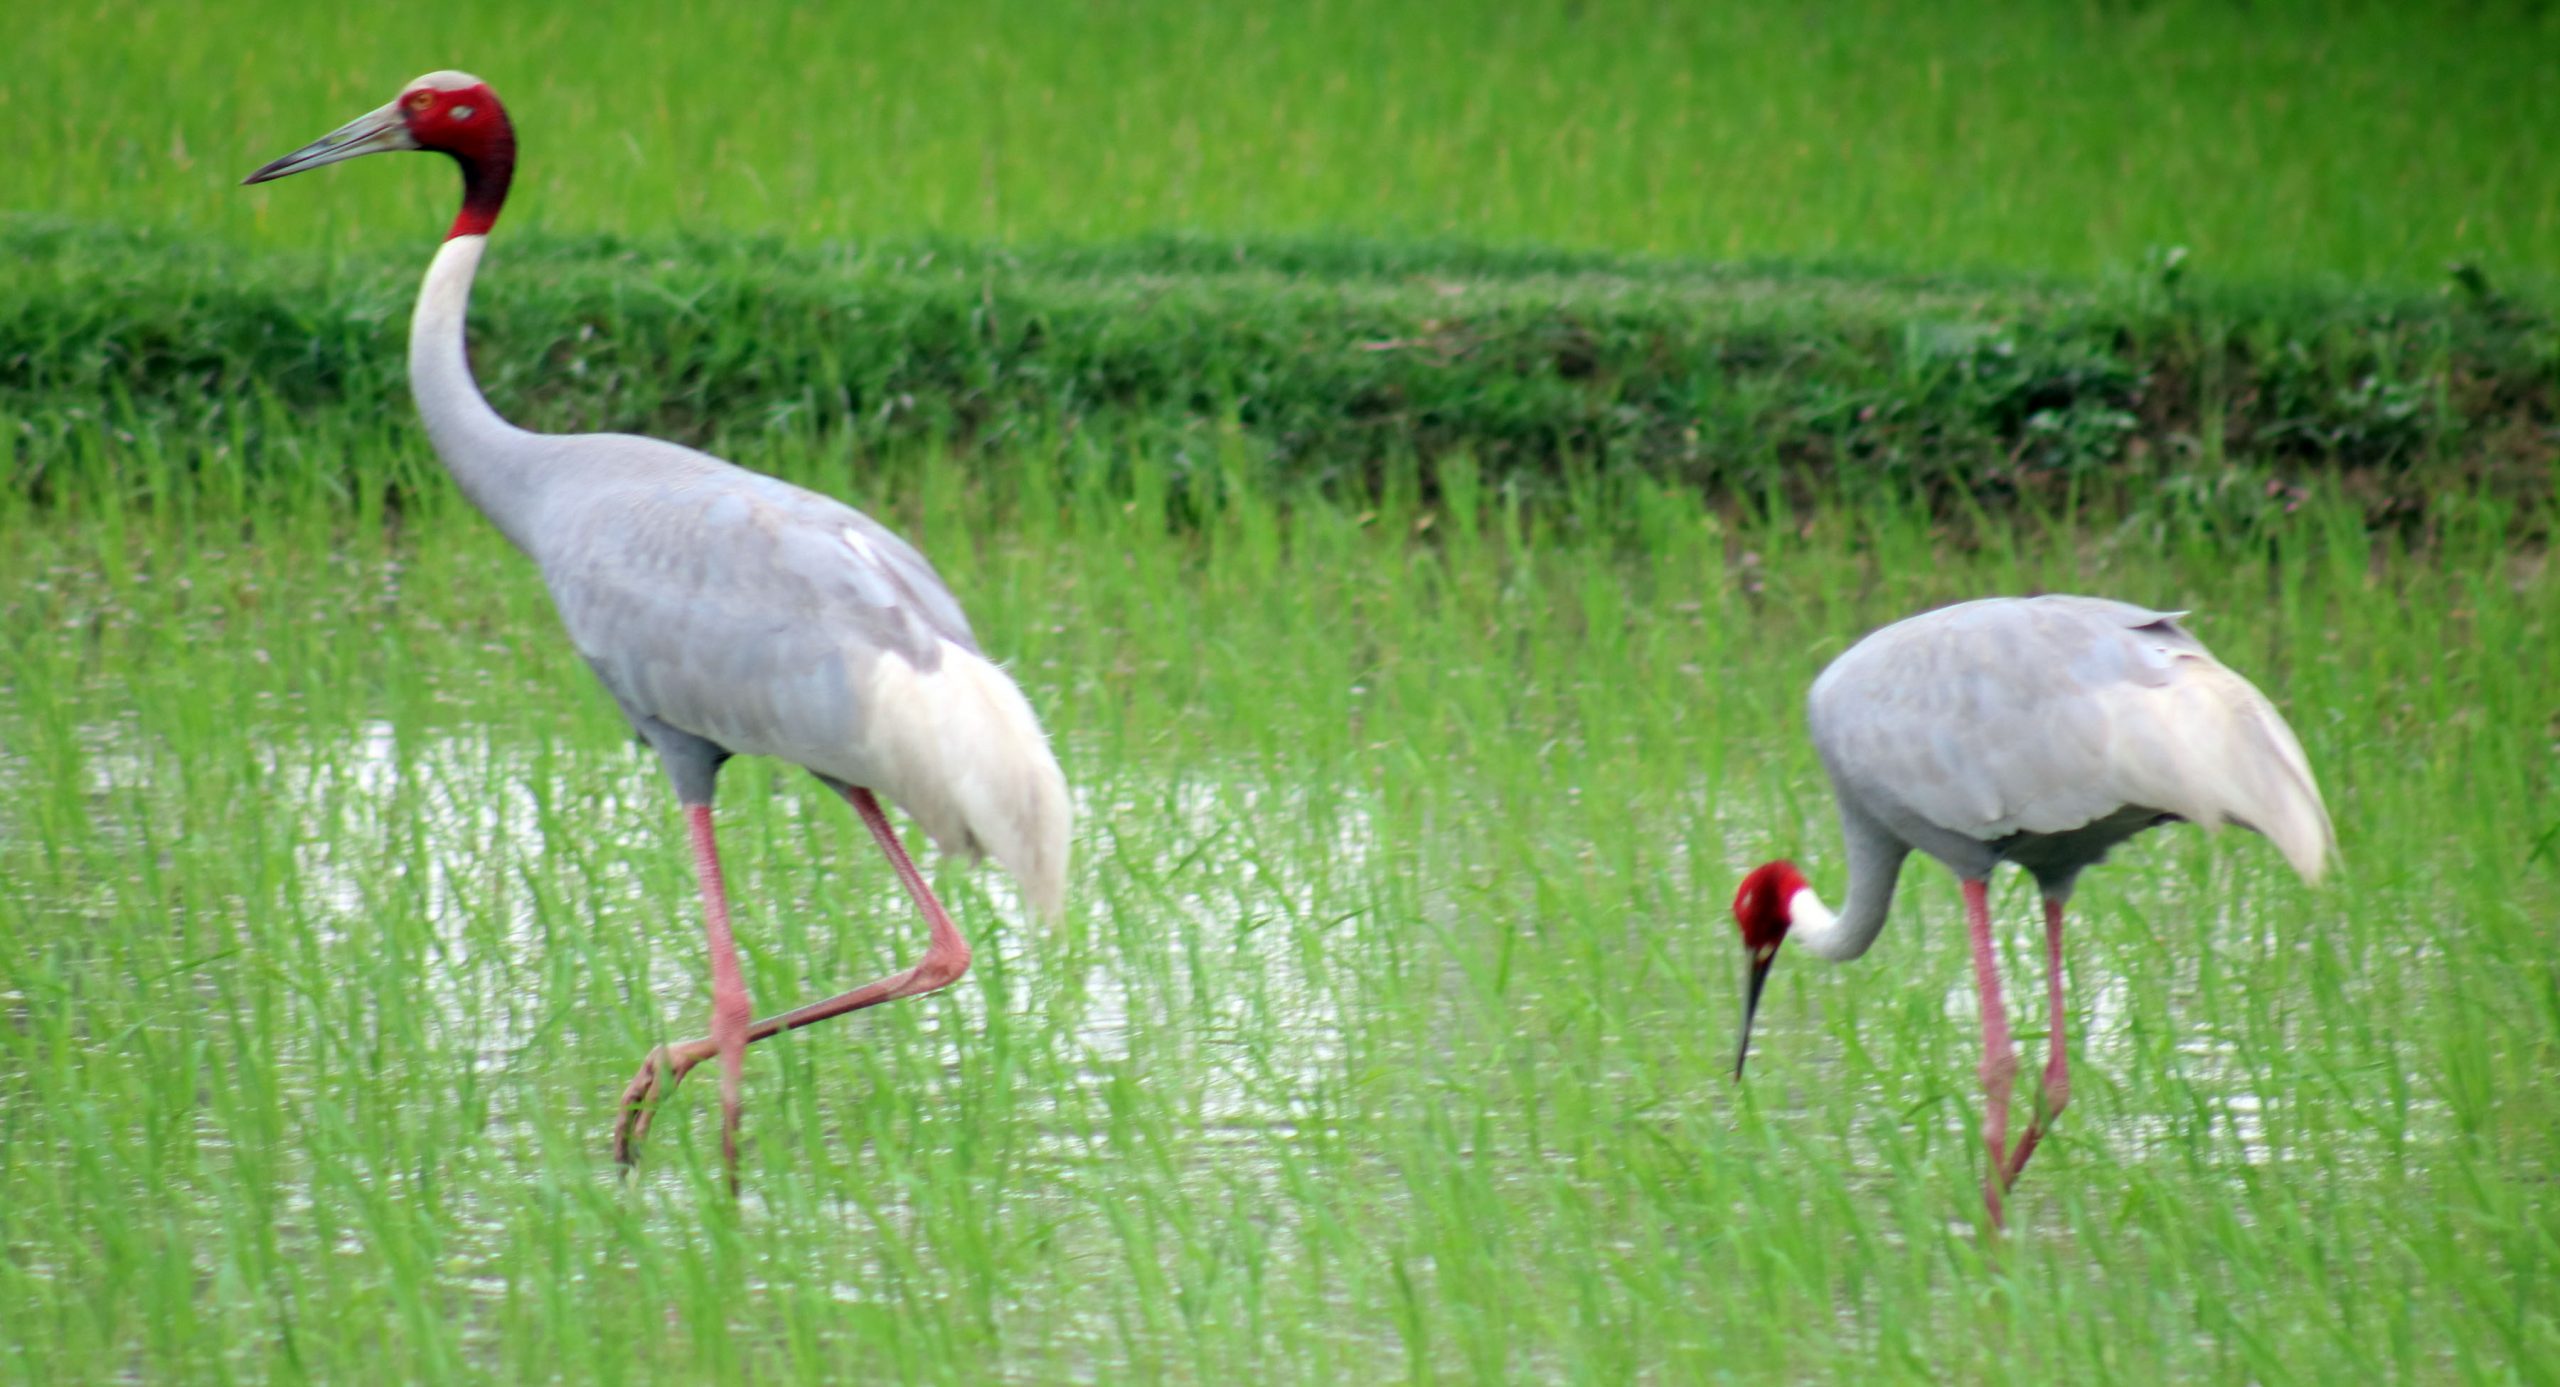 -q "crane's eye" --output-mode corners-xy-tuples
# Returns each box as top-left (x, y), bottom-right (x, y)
(407, 92), (433, 112)
(449, 105), (475, 121)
